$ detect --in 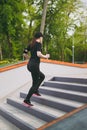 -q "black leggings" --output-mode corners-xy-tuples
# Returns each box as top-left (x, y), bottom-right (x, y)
(25, 60), (45, 101)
